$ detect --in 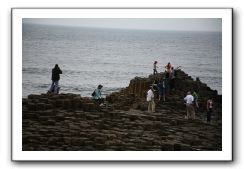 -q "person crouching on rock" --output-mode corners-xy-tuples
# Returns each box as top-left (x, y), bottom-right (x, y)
(147, 86), (155, 113)
(48, 64), (62, 94)
(184, 91), (195, 120)
(92, 84), (104, 105)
